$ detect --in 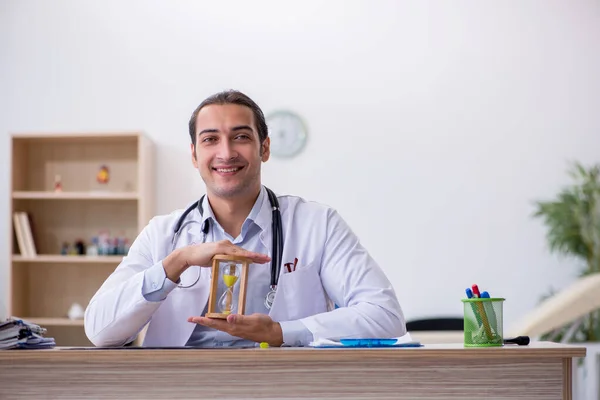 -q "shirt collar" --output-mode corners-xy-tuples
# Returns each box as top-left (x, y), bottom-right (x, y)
(199, 185), (270, 234)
